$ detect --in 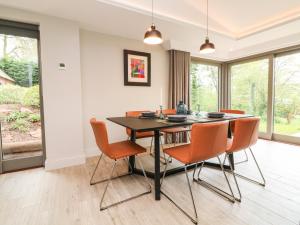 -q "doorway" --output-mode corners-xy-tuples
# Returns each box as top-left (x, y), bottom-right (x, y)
(0, 19), (44, 173)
